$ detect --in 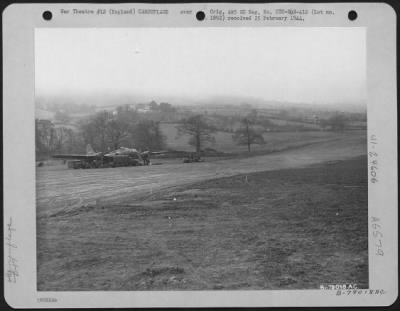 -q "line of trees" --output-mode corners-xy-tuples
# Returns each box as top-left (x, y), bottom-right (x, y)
(36, 110), (266, 160)
(38, 106), (357, 160)
(35, 106), (166, 158)
(35, 119), (78, 157)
